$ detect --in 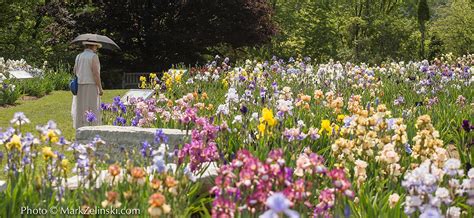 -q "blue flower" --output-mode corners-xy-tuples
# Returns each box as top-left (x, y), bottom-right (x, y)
(84, 110), (97, 123)
(140, 141), (151, 157)
(22, 155), (31, 165)
(260, 193), (299, 218)
(344, 204), (351, 218)
(151, 156), (166, 173)
(240, 105), (248, 115)
(100, 103), (111, 111)
(131, 117), (139, 126)
(113, 96), (121, 103)
(343, 116), (355, 128)
(92, 135), (105, 145)
(57, 136), (70, 146)
(119, 104), (127, 114)
(386, 118), (397, 130)
(404, 143), (413, 154)
(419, 207), (442, 218)
(113, 116), (126, 126)
(154, 129), (169, 144)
